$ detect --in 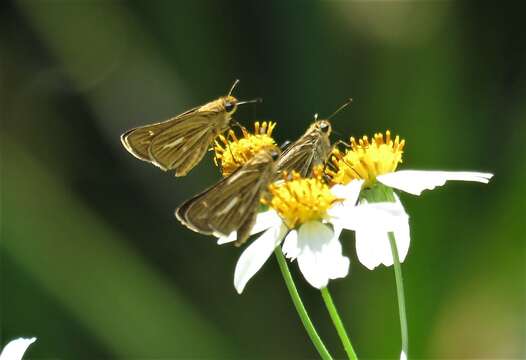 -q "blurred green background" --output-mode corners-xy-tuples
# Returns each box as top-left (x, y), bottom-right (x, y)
(1, 1), (525, 359)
